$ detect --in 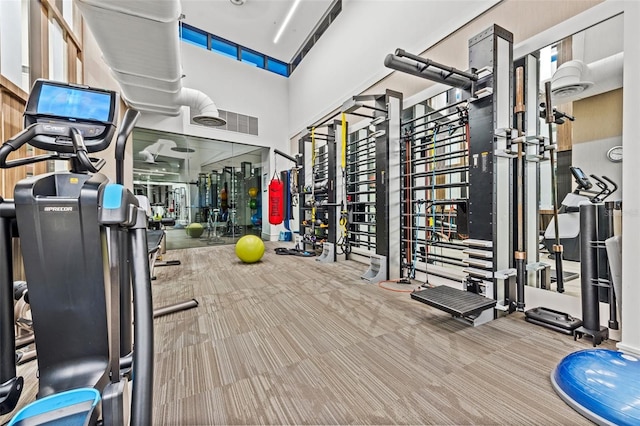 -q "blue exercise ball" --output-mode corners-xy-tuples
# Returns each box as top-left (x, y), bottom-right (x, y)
(251, 213), (262, 227)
